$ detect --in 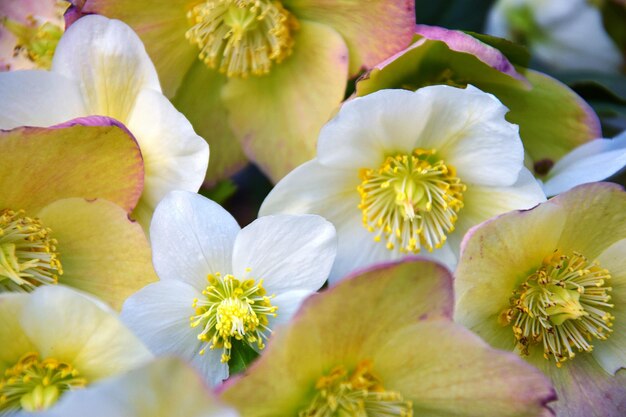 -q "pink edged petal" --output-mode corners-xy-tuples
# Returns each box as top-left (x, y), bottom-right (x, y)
(0, 70), (85, 128)
(282, 0), (415, 75)
(592, 239), (626, 375)
(52, 14), (161, 122)
(149, 191), (240, 291)
(232, 214), (336, 294)
(372, 321), (556, 417)
(222, 20), (348, 182)
(268, 289), (314, 328)
(44, 357), (240, 417)
(36, 198), (157, 311)
(454, 198), (565, 353)
(172, 62), (247, 184)
(221, 259), (454, 415)
(82, 0), (197, 97)
(0, 119), (144, 214)
(554, 182), (626, 260)
(120, 280), (229, 386)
